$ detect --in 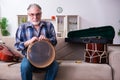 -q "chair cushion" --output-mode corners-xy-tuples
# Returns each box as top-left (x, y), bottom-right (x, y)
(56, 61), (112, 80)
(0, 61), (112, 80)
